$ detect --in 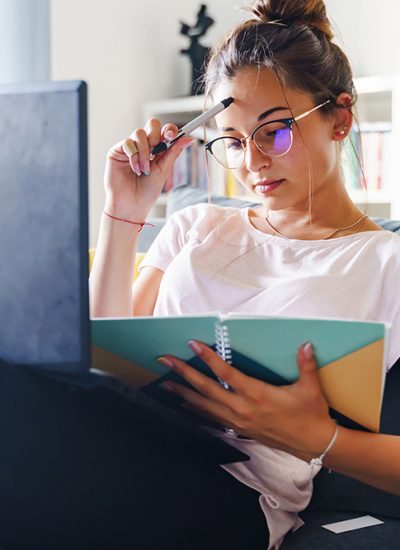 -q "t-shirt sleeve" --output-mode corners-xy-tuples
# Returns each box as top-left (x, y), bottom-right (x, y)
(139, 204), (210, 273)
